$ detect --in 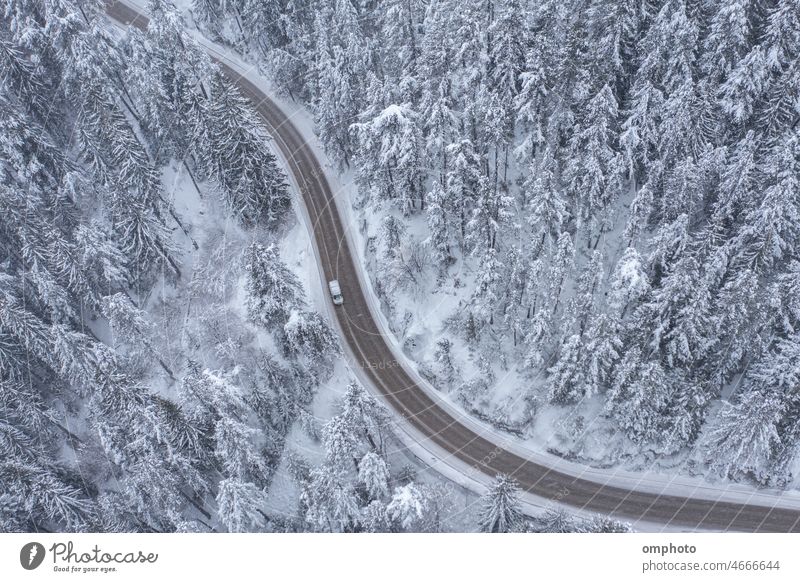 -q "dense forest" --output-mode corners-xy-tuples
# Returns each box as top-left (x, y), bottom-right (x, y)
(197, 0), (800, 485)
(0, 0), (464, 533)
(0, 0), (300, 532)
(3, 0), (799, 533)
